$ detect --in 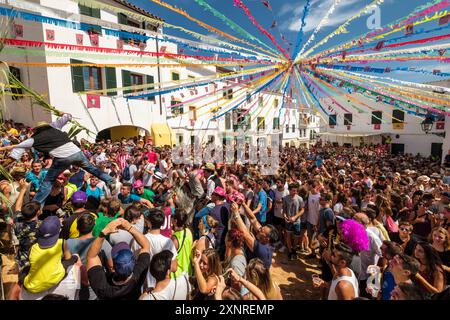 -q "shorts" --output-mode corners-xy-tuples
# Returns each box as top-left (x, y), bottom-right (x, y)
(272, 216), (284, 226)
(284, 221), (301, 236)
